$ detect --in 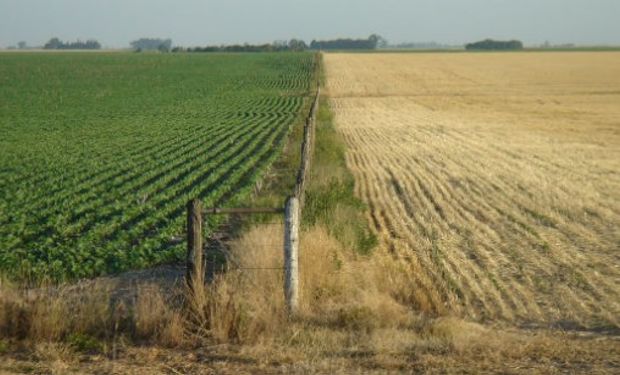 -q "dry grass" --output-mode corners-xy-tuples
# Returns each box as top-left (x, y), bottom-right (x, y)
(0, 278), (186, 351)
(183, 224), (412, 344)
(325, 52), (620, 329)
(2, 225), (619, 373)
